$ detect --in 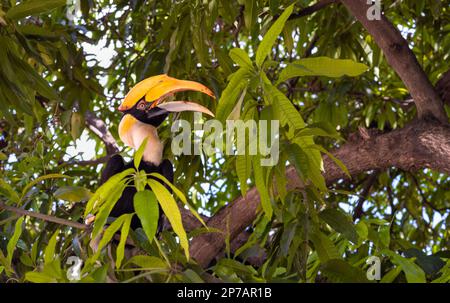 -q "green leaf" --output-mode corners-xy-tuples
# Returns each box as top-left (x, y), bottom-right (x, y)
(243, 0), (257, 33)
(8, 50), (60, 101)
(321, 259), (369, 283)
(216, 67), (251, 122)
(134, 137), (149, 169)
(382, 250), (426, 283)
(309, 229), (340, 263)
(7, 217), (24, 266)
(278, 57), (369, 84)
(380, 266), (402, 283)
(116, 214), (133, 269)
(133, 190), (159, 243)
(25, 271), (58, 283)
(44, 230), (59, 265)
(255, 3), (294, 67)
(319, 208), (358, 243)
(125, 255), (168, 270)
(0, 152), (7, 161)
(149, 173), (206, 227)
(21, 173), (69, 202)
(236, 155), (249, 197)
(227, 87), (247, 120)
(6, 0), (67, 20)
(148, 179), (189, 259)
(264, 82), (305, 131)
(229, 48), (253, 70)
(17, 24), (62, 38)
(84, 168), (134, 217)
(307, 144), (350, 179)
(285, 143), (309, 180)
(0, 179), (20, 203)
(183, 268), (204, 282)
(90, 214), (130, 264)
(54, 186), (93, 202)
(70, 112), (84, 141)
(404, 248), (445, 275)
(91, 181), (127, 240)
(252, 155), (272, 219)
